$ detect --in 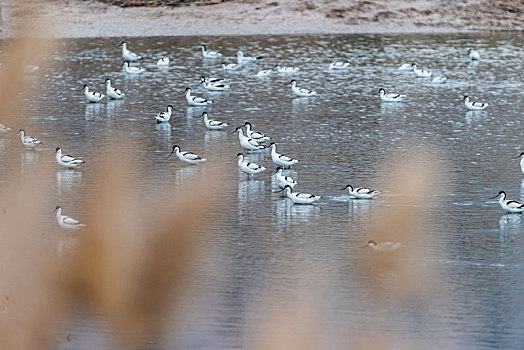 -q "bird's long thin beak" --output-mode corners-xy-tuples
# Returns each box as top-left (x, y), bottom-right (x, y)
(489, 195), (499, 199)
(339, 187), (347, 191)
(272, 188), (285, 193)
(511, 155), (522, 159)
(360, 244), (369, 248)
(166, 149), (175, 159)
